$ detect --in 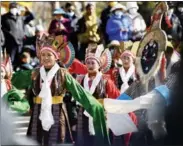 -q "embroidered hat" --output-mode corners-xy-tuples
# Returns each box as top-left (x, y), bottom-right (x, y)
(121, 50), (135, 60)
(85, 44), (112, 73)
(36, 33), (75, 68)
